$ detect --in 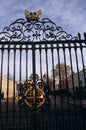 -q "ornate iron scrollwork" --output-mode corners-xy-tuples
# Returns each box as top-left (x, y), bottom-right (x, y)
(0, 18), (78, 42)
(16, 74), (50, 113)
